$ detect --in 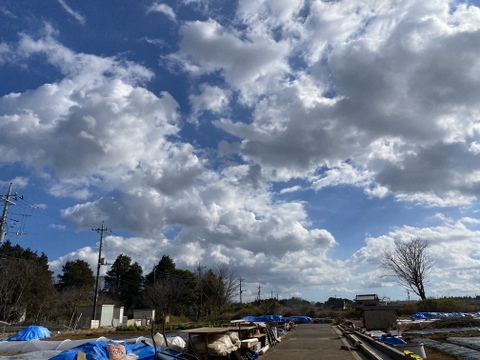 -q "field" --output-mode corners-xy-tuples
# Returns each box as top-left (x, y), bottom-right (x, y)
(399, 317), (480, 360)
